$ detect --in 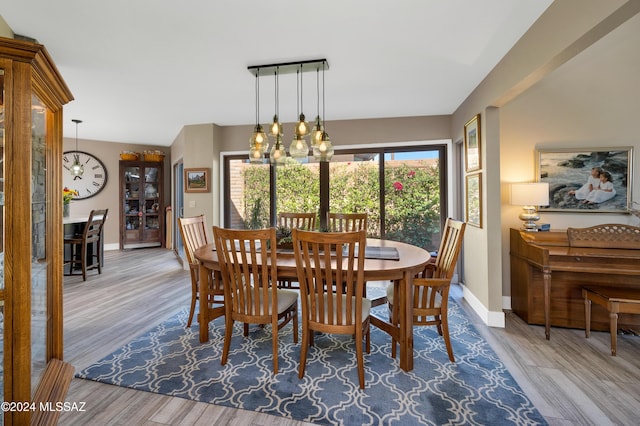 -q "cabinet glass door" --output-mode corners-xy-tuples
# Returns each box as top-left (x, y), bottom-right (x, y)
(142, 166), (160, 241)
(0, 37), (73, 424)
(31, 93), (47, 390)
(124, 166), (141, 243)
(122, 163), (163, 248)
